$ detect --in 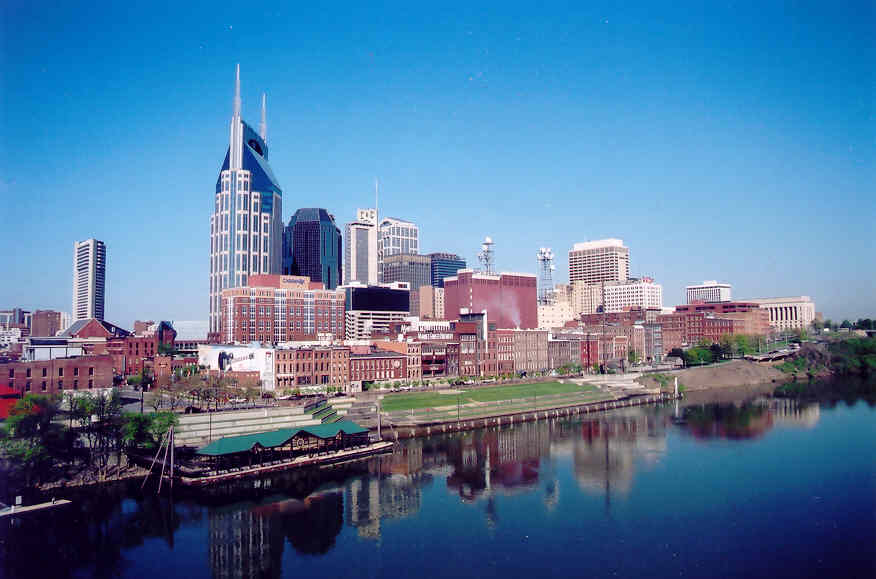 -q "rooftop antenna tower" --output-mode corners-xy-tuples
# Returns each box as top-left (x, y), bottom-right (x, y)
(478, 236), (495, 275)
(537, 247), (556, 304)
